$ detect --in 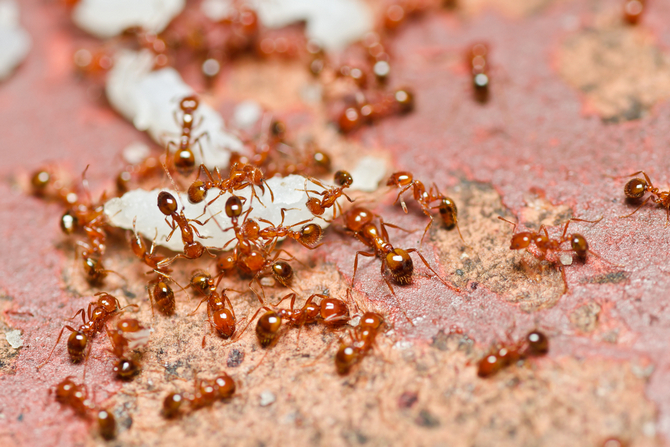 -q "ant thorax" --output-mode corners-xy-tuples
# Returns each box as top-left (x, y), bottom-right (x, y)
(104, 175), (340, 253)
